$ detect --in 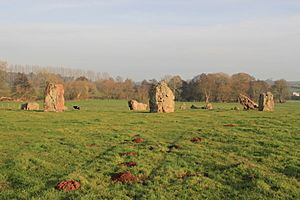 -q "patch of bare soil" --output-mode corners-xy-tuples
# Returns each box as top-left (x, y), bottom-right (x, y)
(132, 138), (144, 143)
(120, 161), (137, 167)
(56, 180), (80, 191)
(111, 171), (138, 183)
(191, 137), (202, 143)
